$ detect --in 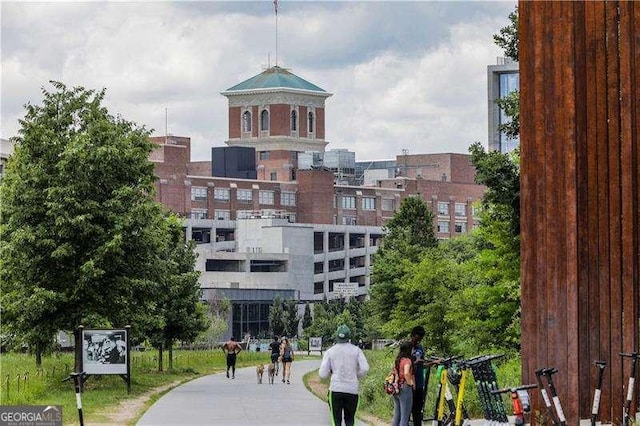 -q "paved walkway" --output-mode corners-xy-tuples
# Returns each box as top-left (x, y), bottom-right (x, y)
(137, 359), (370, 426)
